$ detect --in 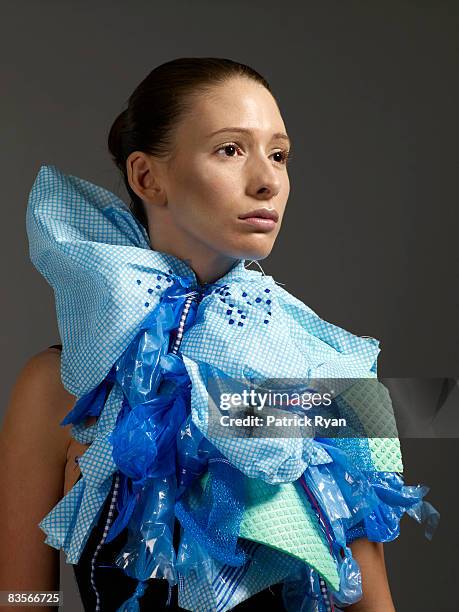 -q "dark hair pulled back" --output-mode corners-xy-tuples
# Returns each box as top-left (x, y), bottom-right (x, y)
(107, 57), (272, 235)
